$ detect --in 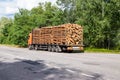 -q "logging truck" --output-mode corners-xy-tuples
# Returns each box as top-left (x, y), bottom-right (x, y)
(28, 23), (84, 52)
